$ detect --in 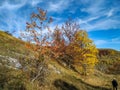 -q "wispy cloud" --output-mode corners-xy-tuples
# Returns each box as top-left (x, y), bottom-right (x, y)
(94, 41), (119, 50)
(80, 19), (120, 31)
(0, 0), (119, 50)
(77, 0), (120, 31)
(0, 10), (28, 37)
(111, 37), (120, 43)
(0, 0), (44, 10)
(47, 0), (72, 12)
(81, 0), (106, 15)
(30, 0), (43, 6)
(0, 0), (119, 32)
(94, 35), (120, 45)
(0, 0), (27, 10)
(79, 16), (100, 24)
(106, 9), (114, 17)
(94, 38), (120, 50)
(0, 0), (45, 37)
(94, 40), (107, 46)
